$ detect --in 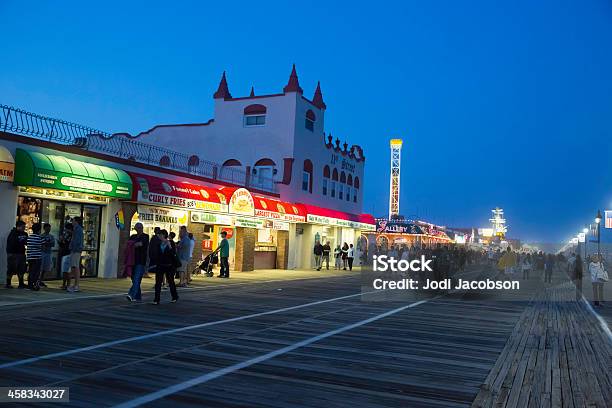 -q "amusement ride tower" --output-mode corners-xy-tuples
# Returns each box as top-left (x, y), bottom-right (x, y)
(388, 139), (403, 219)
